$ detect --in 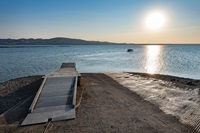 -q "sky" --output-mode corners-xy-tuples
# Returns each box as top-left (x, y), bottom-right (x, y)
(0, 0), (200, 44)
